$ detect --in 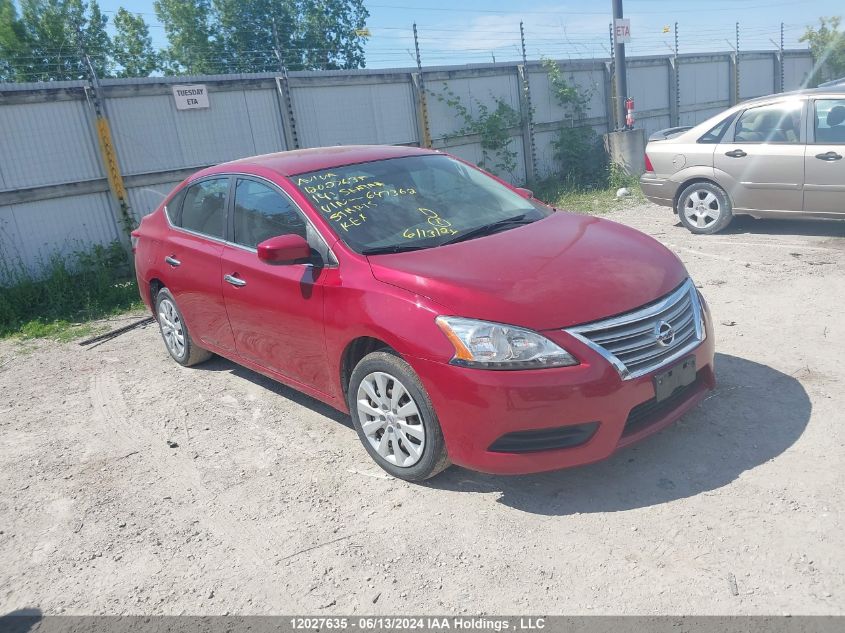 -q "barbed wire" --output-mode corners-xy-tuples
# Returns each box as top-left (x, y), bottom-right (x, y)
(2, 13), (815, 83)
